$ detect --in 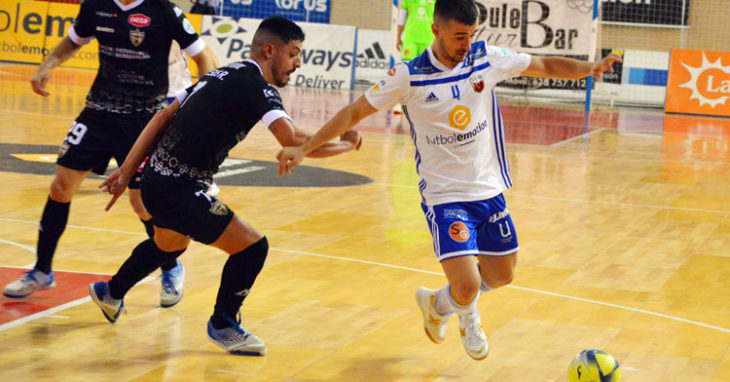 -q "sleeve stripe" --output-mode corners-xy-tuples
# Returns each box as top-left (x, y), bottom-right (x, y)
(68, 25), (94, 46)
(182, 38), (206, 57)
(175, 89), (189, 104)
(262, 110), (290, 128)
